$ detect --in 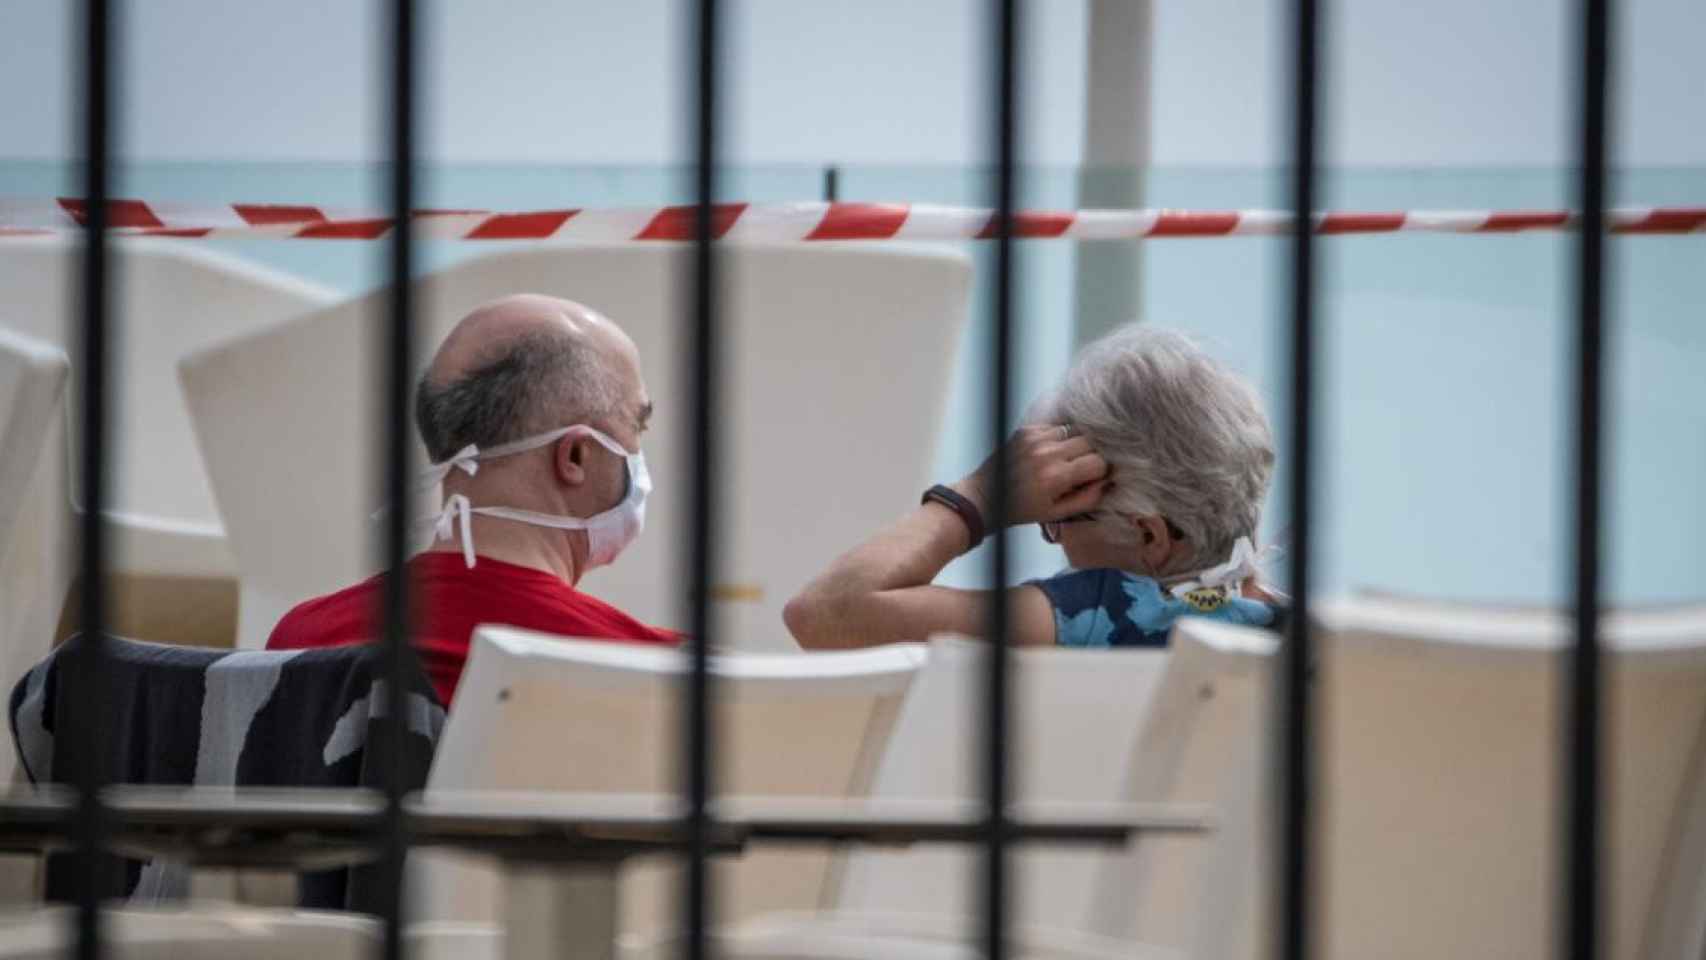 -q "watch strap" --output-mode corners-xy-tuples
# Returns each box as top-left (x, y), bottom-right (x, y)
(921, 484), (986, 550)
